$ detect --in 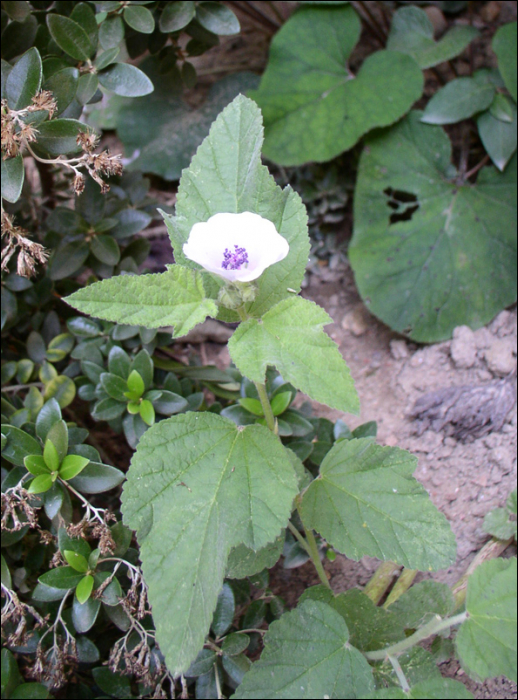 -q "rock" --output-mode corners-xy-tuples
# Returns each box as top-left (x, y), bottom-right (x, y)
(390, 339), (410, 360)
(341, 304), (371, 336)
(483, 338), (517, 376)
(424, 6), (447, 35)
(489, 310), (516, 337)
(473, 326), (492, 350)
(480, 0), (502, 22)
(450, 325), (477, 369)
